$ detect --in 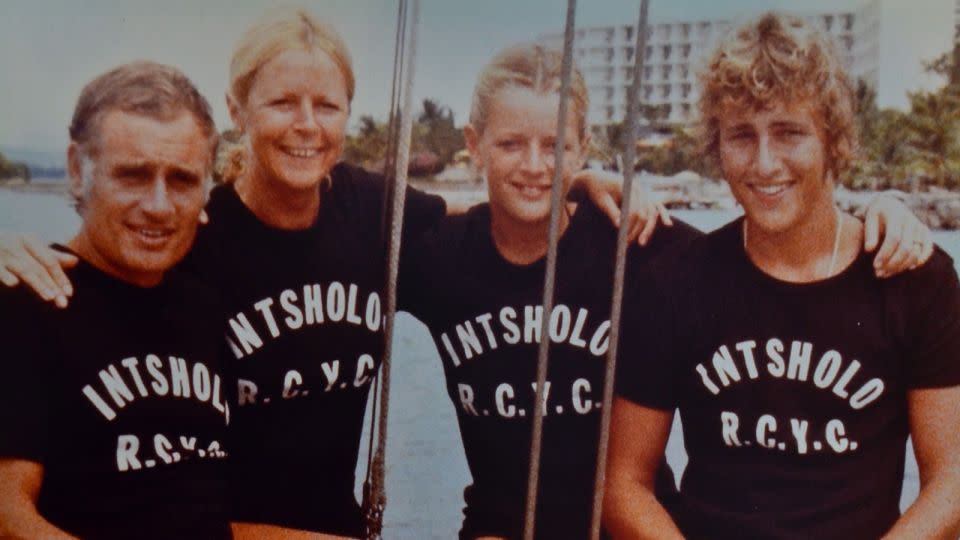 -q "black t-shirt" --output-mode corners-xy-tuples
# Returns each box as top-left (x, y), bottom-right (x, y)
(0, 253), (231, 540)
(402, 202), (700, 539)
(186, 162), (445, 534)
(617, 217), (960, 540)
